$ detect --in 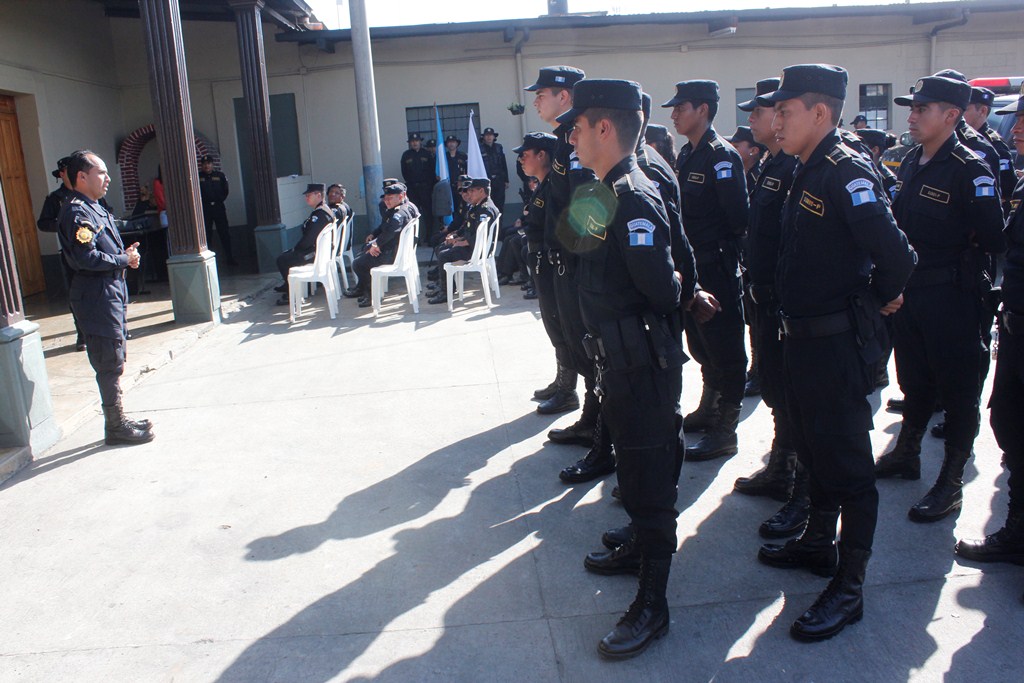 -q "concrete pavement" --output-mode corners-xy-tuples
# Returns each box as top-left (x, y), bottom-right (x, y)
(1, 276), (1021, 682)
